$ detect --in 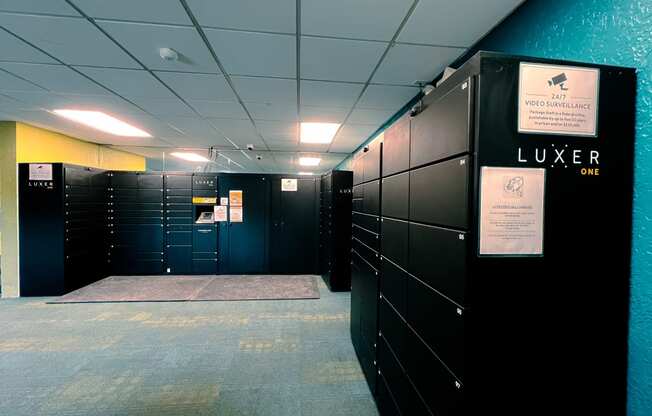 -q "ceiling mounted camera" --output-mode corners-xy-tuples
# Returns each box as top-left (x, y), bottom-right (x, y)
(256, 155), (263, 160)
(159, 47), (179, 61)
(246, 144), (254, 151)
